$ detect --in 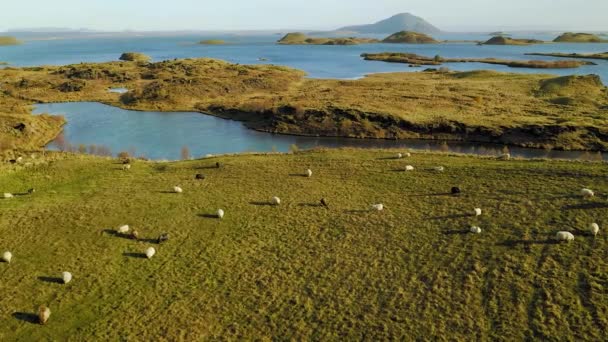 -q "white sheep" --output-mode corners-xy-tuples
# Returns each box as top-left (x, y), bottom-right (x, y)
(62, 272), (73, 284)
(217, 209), (225, 219)
(434, 166), (445, 172)
(122, 164), (131, 171)
(117, 225), (130, 234)
(3, 193), (13, 199)
(305, 169), (313, 177)
(271, 196), (281, 205)
(2, 251), (12, 263)
(405, 165), (414, 171)
(590, 223), (600, 237)
(470, 226), (482, 234)
(146, 247), (156, 259)
(581, 188), (594, 198)
(499, 153), (511, 160)
(474, 208), (482, 216)
(396, 153), (403, 159)
(173, 186), (183, 194)
(404, 152), (412, 157)
(38, 306), (51, 325)
(16, 157), (23, 163)
(556, 231), (575, 242)
(371, 204), (384, 211)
